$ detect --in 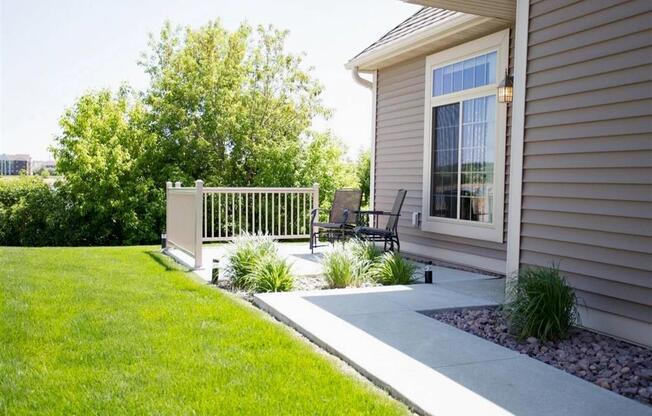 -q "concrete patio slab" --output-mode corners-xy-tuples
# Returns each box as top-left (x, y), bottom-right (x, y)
(254, 284), (651, 416)
(166, 241), (330, 282)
